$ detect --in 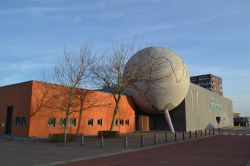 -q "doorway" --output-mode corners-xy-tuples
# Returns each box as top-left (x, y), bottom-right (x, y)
(5, 106), (13, 135)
